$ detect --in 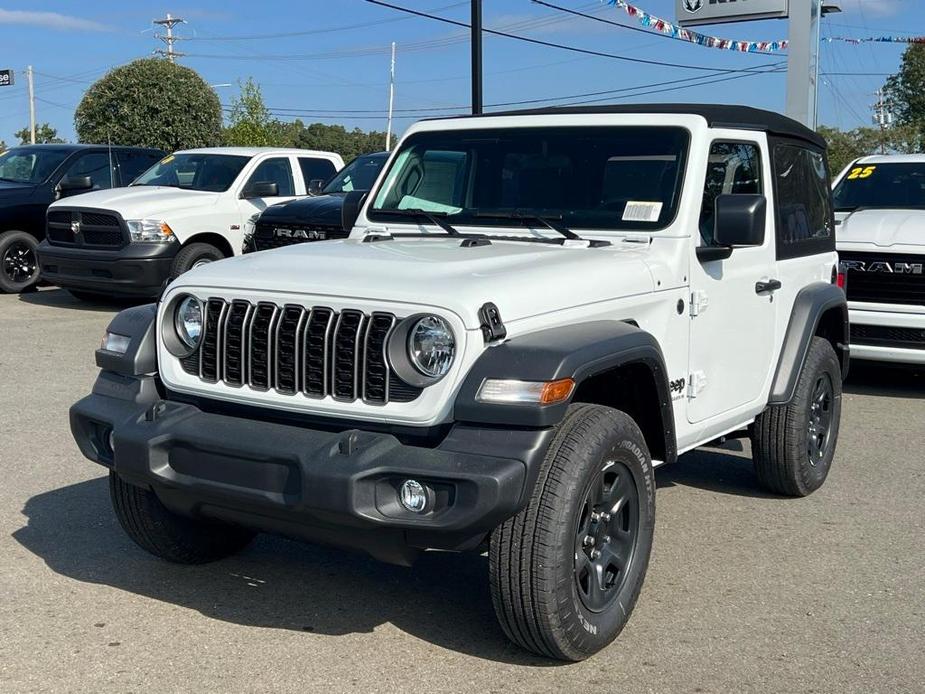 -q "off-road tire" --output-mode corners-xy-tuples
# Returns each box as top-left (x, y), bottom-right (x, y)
(0, 230), (40, 293)
(751, 337), (842, 496)
(109, 472), (255, 564)
(489, 403), (655, 661)
(169, 242), (224, 280)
